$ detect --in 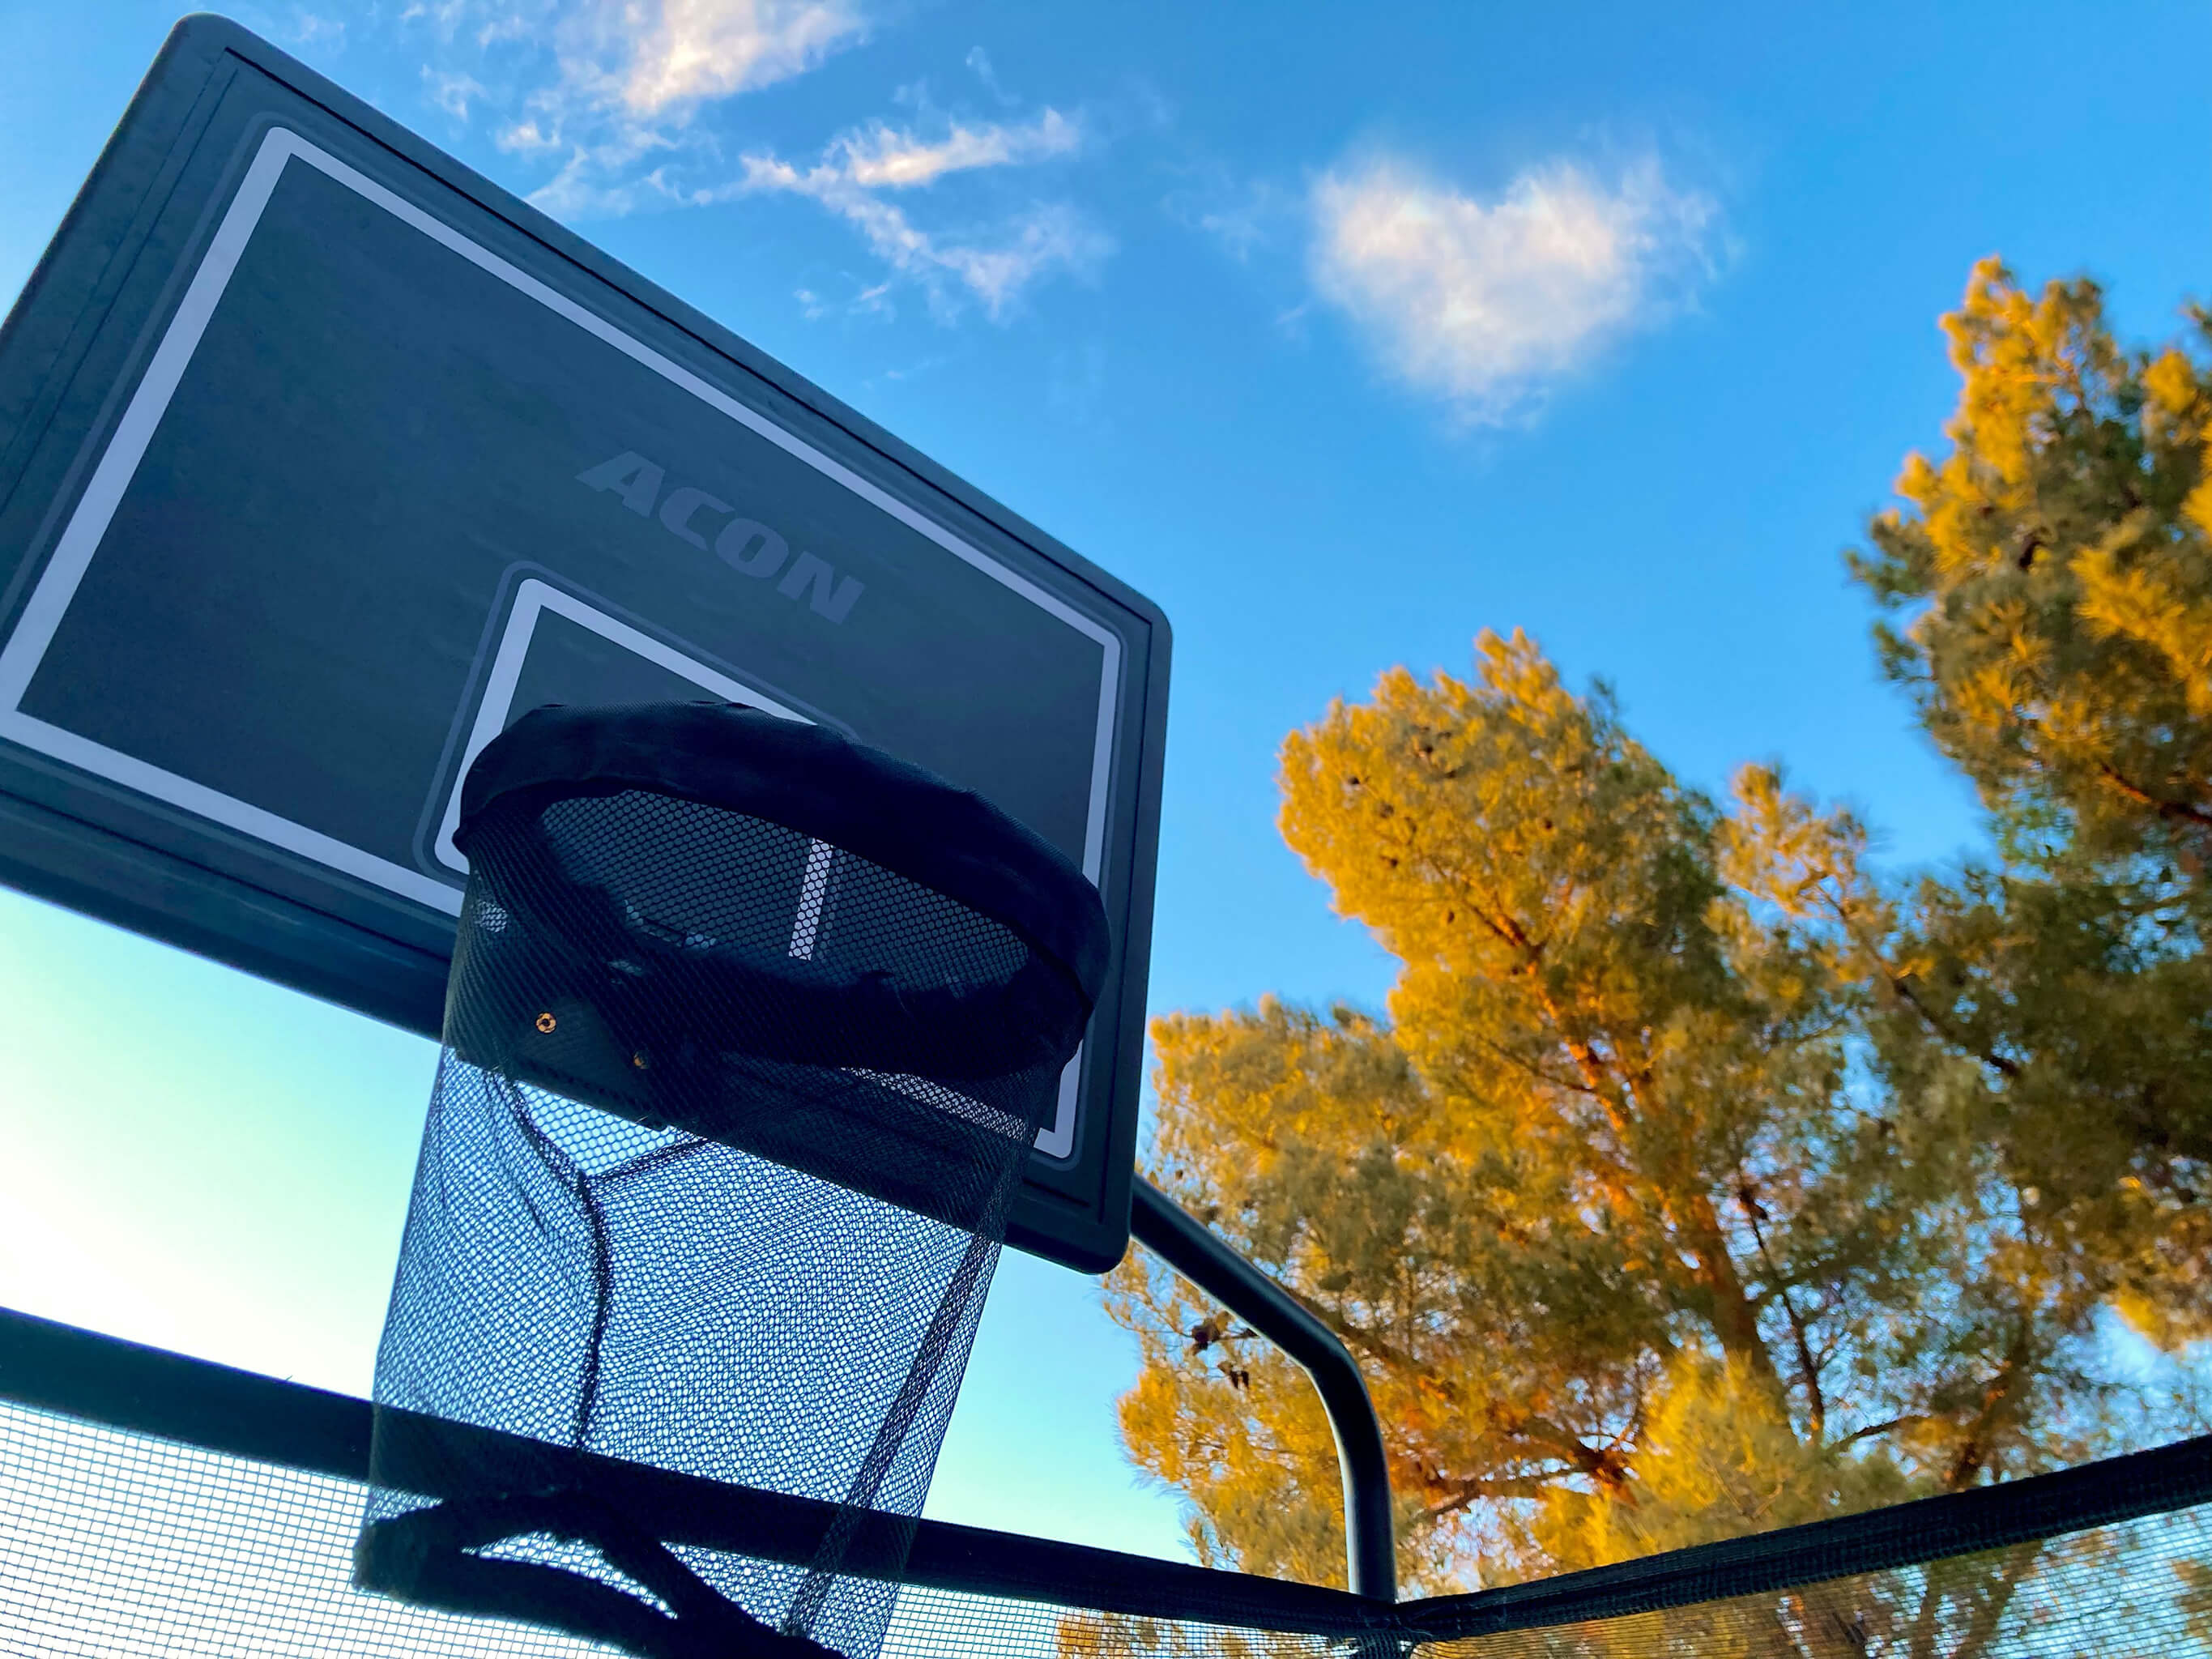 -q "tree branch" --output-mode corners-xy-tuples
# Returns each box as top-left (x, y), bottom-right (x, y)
(1681, 1190), (1784, 1391)
(1828, 1414), (1928, 1451)
(1945, 1324), (2036, 1491)
(1886, 971), (2022, 1079)
(1418, 1418), (1635, 1513)
(1737, 1177), (1825, 1439)
(2095, 761), (2212, 831)
(1946, 1542), (2042, 1659)
(1414, 1470), (1575, 1520)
